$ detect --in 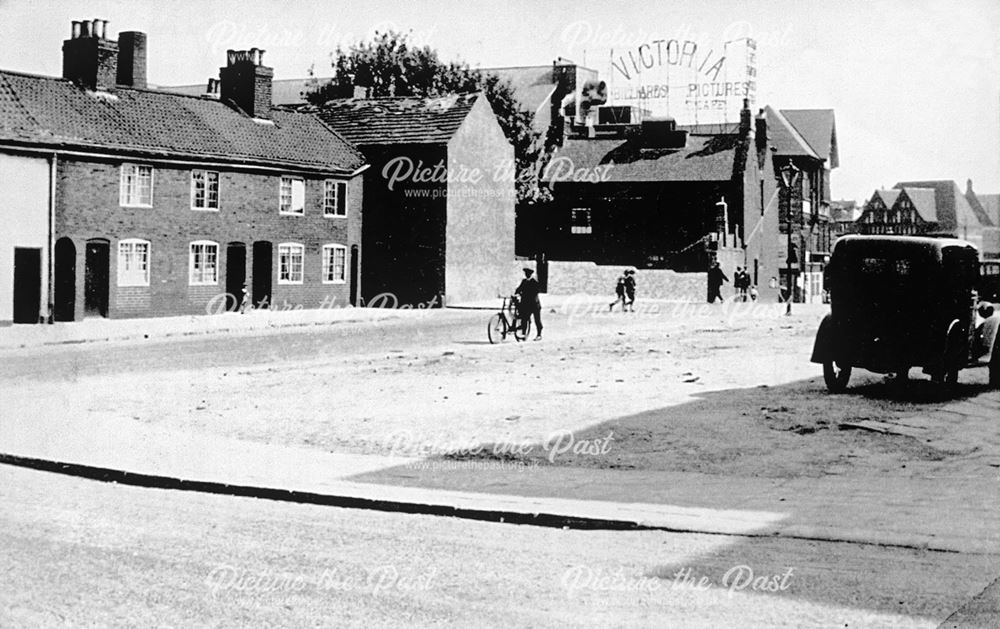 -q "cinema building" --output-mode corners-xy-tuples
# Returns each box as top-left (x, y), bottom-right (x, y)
(0, 19), (367, 324)
(538, 100), (778, 289)
(535, 94), (839, 303)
